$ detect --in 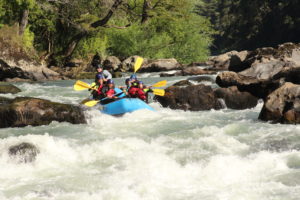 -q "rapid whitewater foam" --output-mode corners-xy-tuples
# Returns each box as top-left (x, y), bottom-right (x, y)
(1, 75), (300, 200)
